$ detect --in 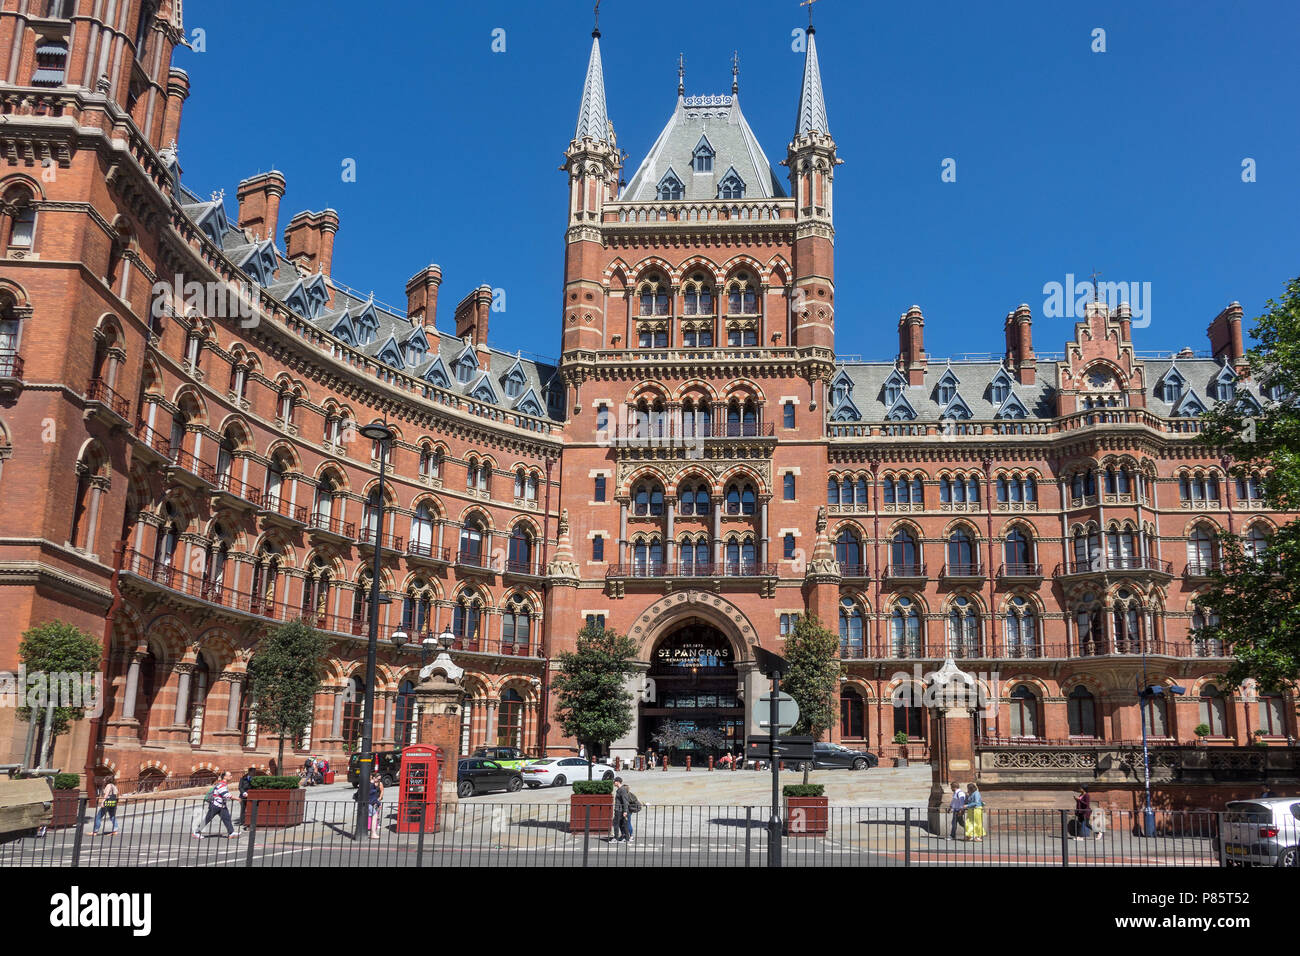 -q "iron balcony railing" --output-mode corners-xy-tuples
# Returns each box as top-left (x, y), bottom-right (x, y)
(835, 640), (1230, 661)
(168, 448), (217, 485)
(358, 528), (403, 551)
(606, 562), (777, 578)
(260, 494), (309, 524)
(132, 421), (171, 457)
(997, 563), (1043, 578)
(940, 562), (983, 578)
(310, 512), (356, 539)
(407, 541), (451, 562)
(0, 351), (23, 380)
(611, 421), (775, 440)
(86, 377), (131, 419)
(883, 562), (927, 579)
(1053, 556), (1174, 576)
(216, 472), (262, 506)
